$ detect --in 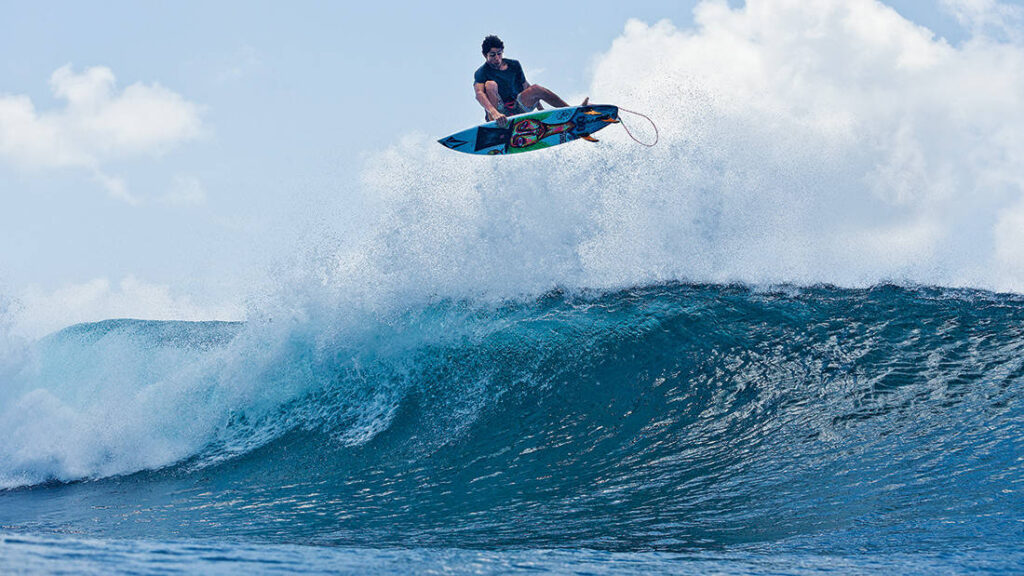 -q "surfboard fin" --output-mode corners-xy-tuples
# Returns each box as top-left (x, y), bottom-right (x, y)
(582, 135), (600, 143)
